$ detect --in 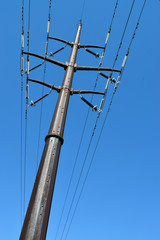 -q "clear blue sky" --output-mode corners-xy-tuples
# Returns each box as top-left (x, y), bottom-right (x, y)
(0, 0), (160, 239)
